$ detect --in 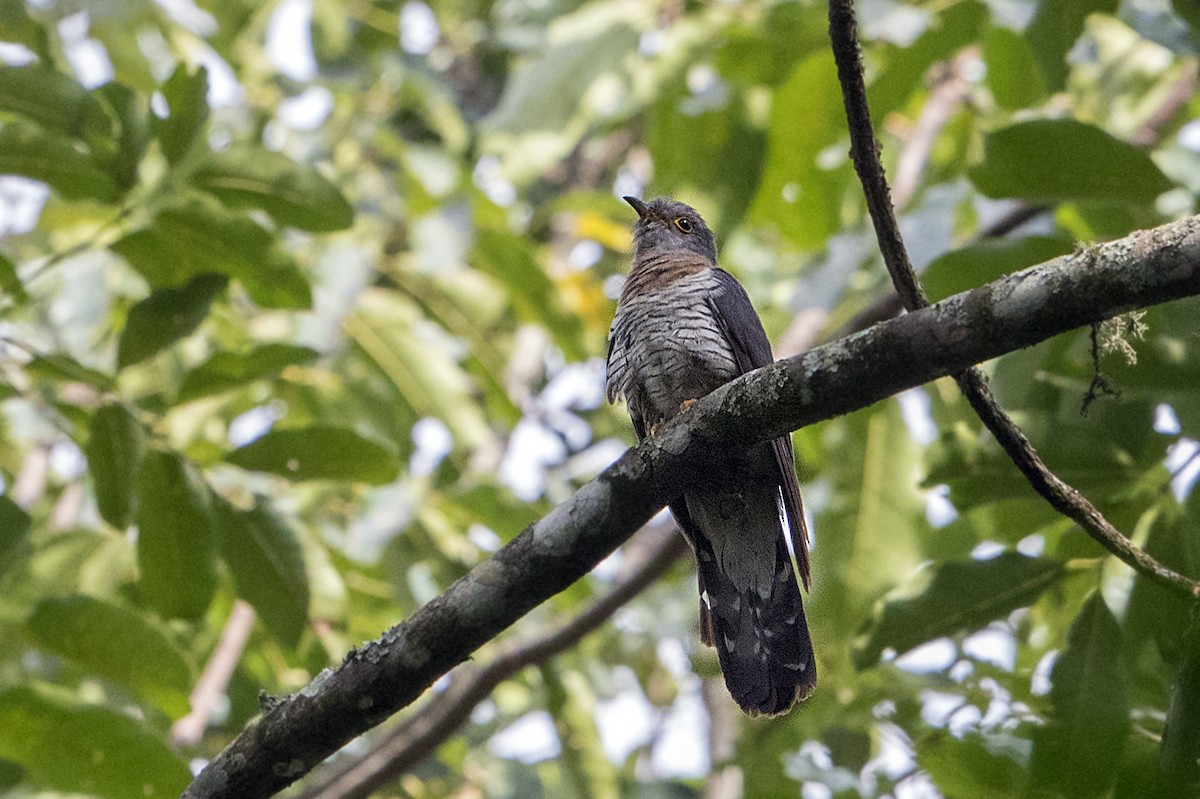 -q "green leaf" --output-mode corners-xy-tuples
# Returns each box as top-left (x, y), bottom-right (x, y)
(226, 426), (400, 484)
(927, 396), (1160, 509)
(0, 121), (119, 202)
(918, 731), (1028, 798)
(116, 273), (228, 369)
(0, 759), (20, 791)
(215, 498), (310, 647)
(1172, 0), (1200, 29)
(26, 595), (192, 717)
(135, 450), (218, 619)
(1030, 591), (1130, 799)
(0, 686), (190, 799)
(0, 496), (30, 579)
(748, 52), (850, 249)
(868, 1), (988, 118)
(0, 251), (27, 305)
(177, 343), (320, 403)
(814, 405), (927, 634)
(0, 65), (112, 143)
(982, 26), (1046, 110)
(473, 230), (587, 361)
(478, 6), (641, 180)
(110, 199), (311, 309)
(1161, 603), (1200, 796)
(647, 83), (765, 234)
(1027, 0), (1119, 91)
(346, 289), (493, 450)
(88, 15), (158, 93)
(153, 64), (208, 164)
(23, 353), (114, 389)
(11, 529), (135, 602)
(483, 16), (638, 137)
(86, 403), (144, 529)
(0, 1), (51, 61)
(191, 146), (353, 231)
(922, 236), (1074, 301)
(853, 553), (1065, 669)
(969, 119), (1174, 204)
(713, 2), (829, 88)
(94, 81), (150, 190)
(1126, 506), (1199, 662)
